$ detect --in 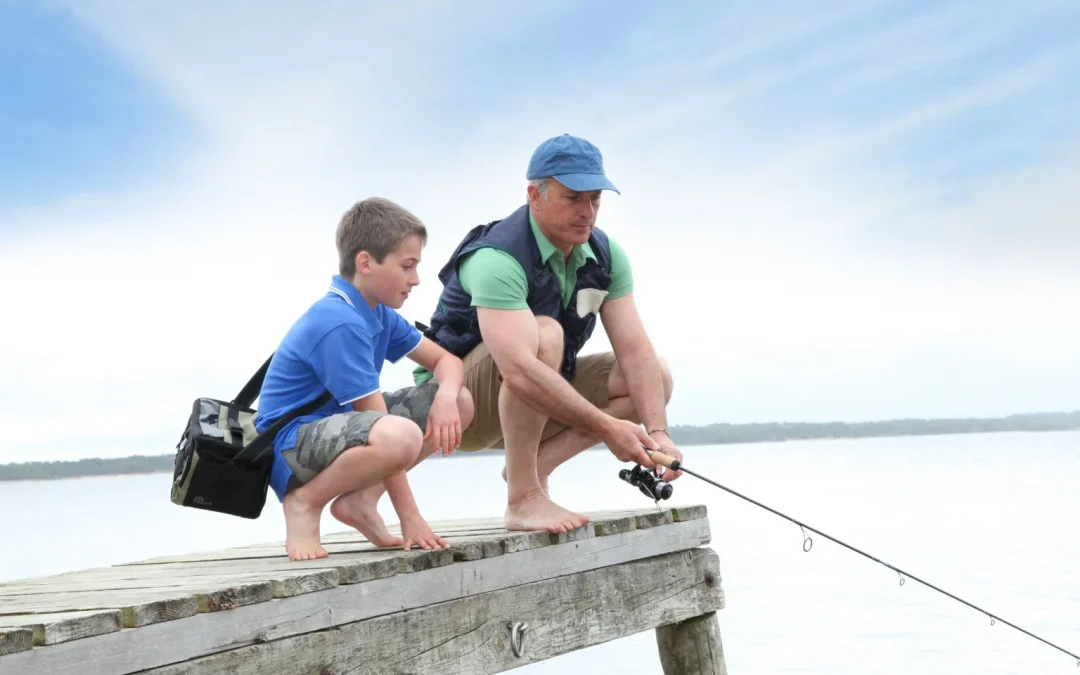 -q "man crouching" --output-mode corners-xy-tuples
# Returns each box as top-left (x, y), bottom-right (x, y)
(413, 134), (683, 534)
